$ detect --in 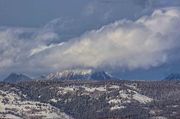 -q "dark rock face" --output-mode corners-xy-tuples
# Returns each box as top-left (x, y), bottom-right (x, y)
(165, 73), (180, 80)
(3, 73), (32, 83)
